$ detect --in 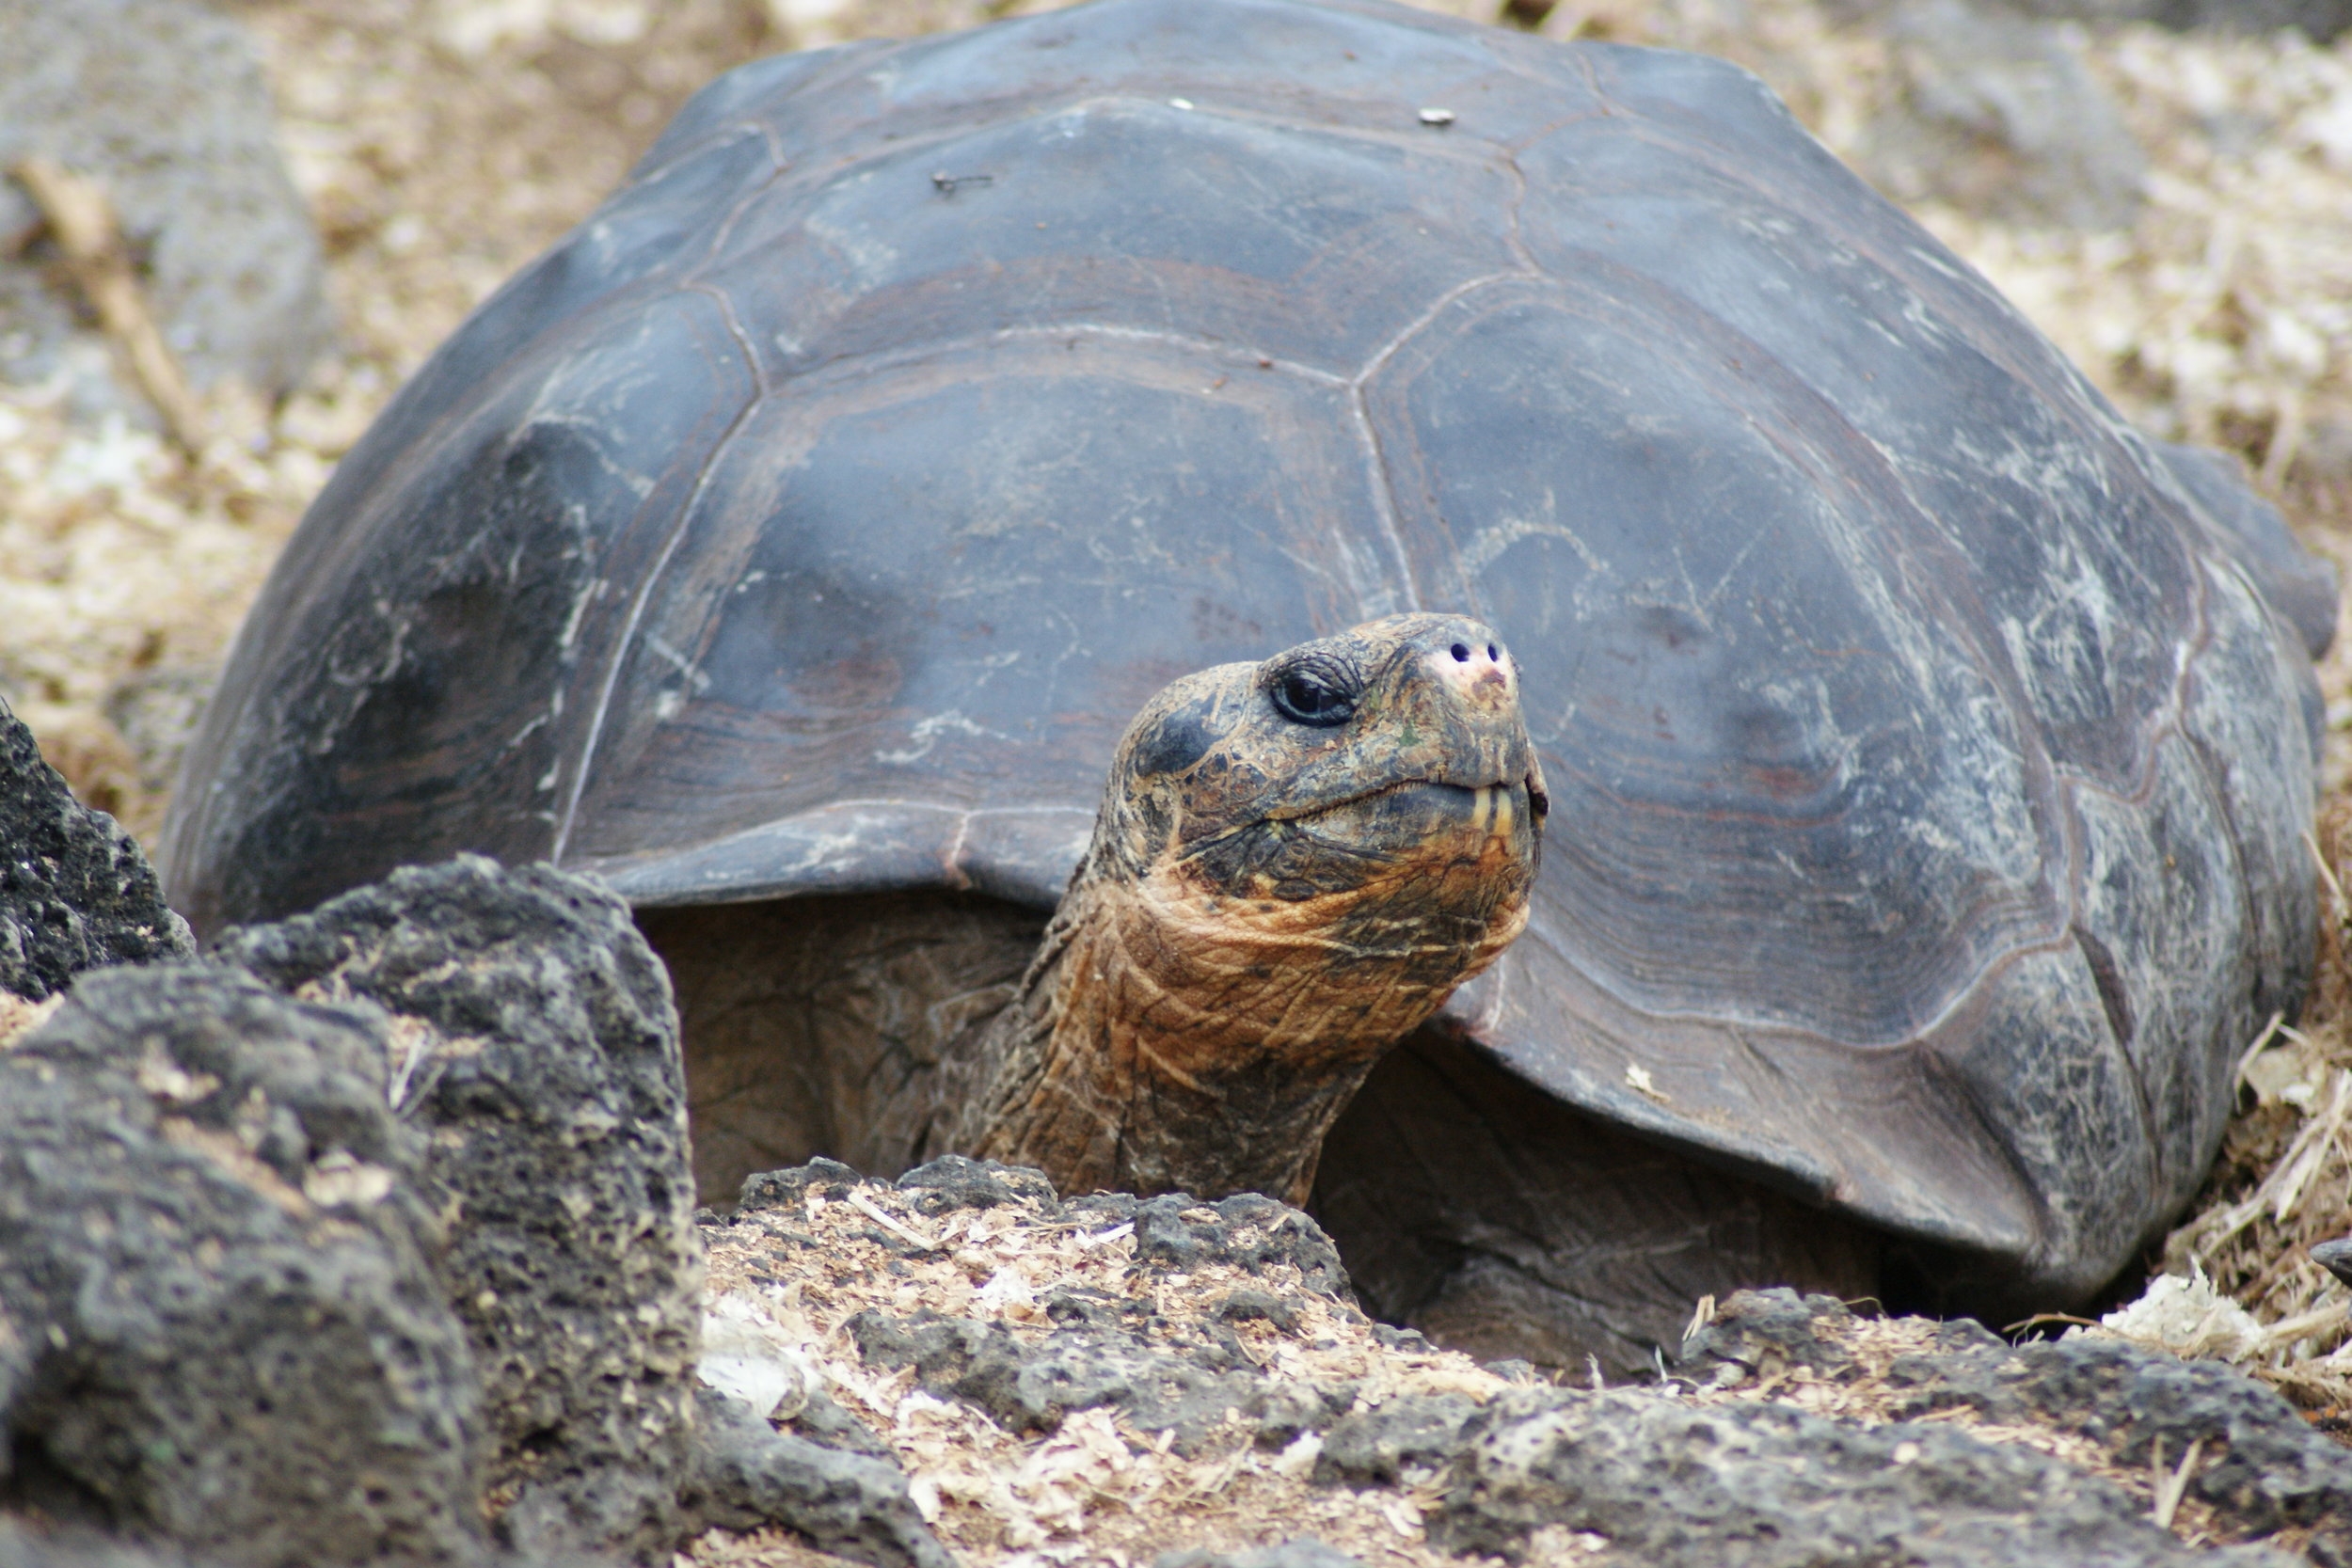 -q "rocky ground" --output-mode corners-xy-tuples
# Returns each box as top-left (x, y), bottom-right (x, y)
(7, 0), (2352, 1563)
(685, 1163), (2352, 1566)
